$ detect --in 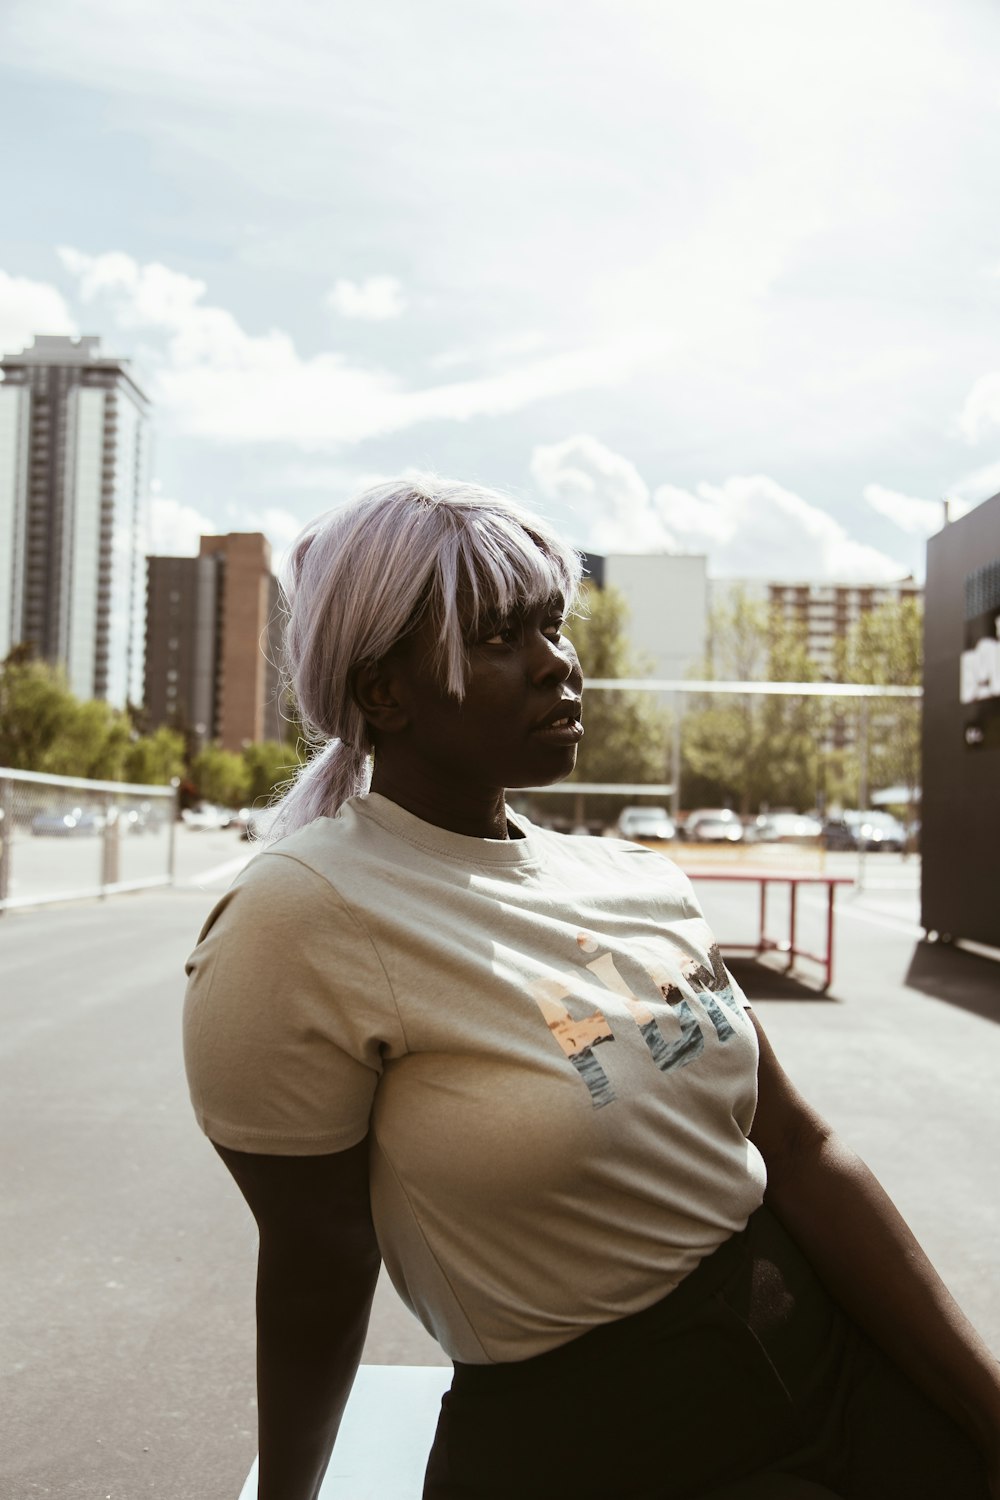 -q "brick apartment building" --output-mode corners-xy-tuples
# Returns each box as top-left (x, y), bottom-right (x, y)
(144, 532), (285, 752)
